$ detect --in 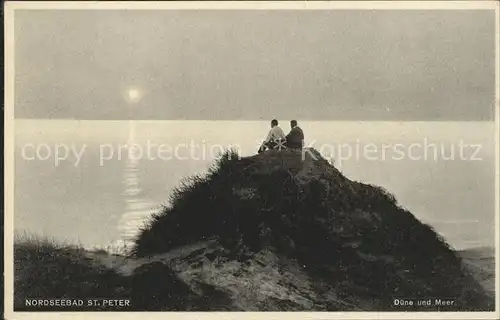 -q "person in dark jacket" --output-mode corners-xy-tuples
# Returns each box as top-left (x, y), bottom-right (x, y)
(285, 120), (304, 150)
